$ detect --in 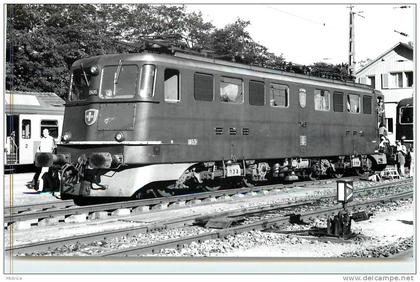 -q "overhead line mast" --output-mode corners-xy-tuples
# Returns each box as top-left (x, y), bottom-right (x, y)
(348, 5), (364, 79)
